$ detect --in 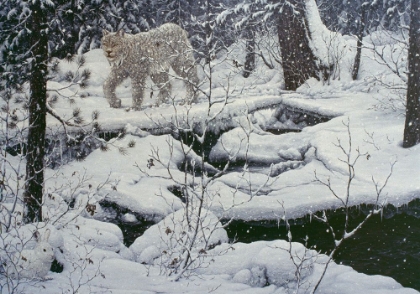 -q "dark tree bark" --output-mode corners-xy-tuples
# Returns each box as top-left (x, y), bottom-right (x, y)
(352, 3), (369, 80)
(24, 3), (49, 223)
(243, 26), (255, 78)
(276, 0), (321, 91)
(403, 0), (420, 148)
